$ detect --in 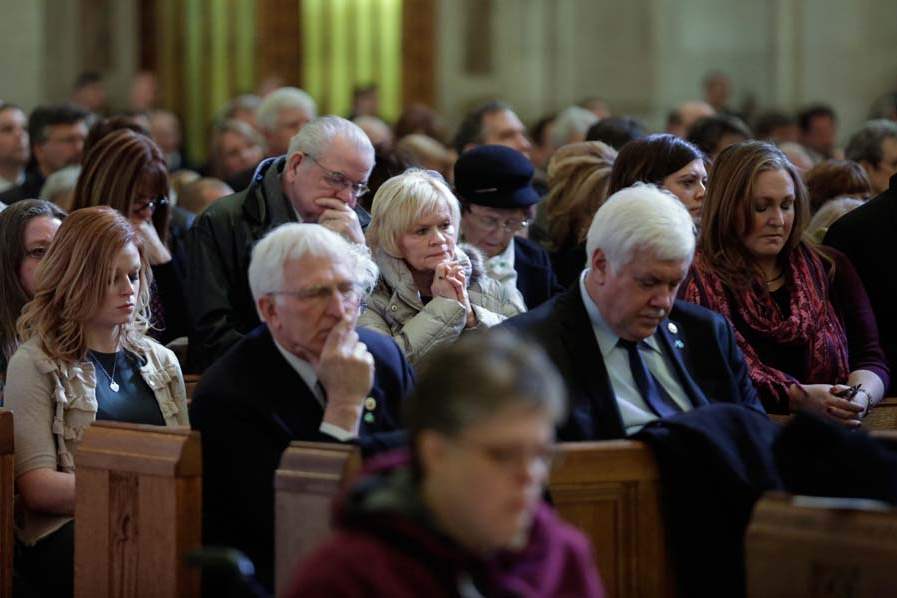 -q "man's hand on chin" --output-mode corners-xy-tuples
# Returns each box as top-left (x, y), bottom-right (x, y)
(316, 315), (375, 434)
(315, 197), (365, 245)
